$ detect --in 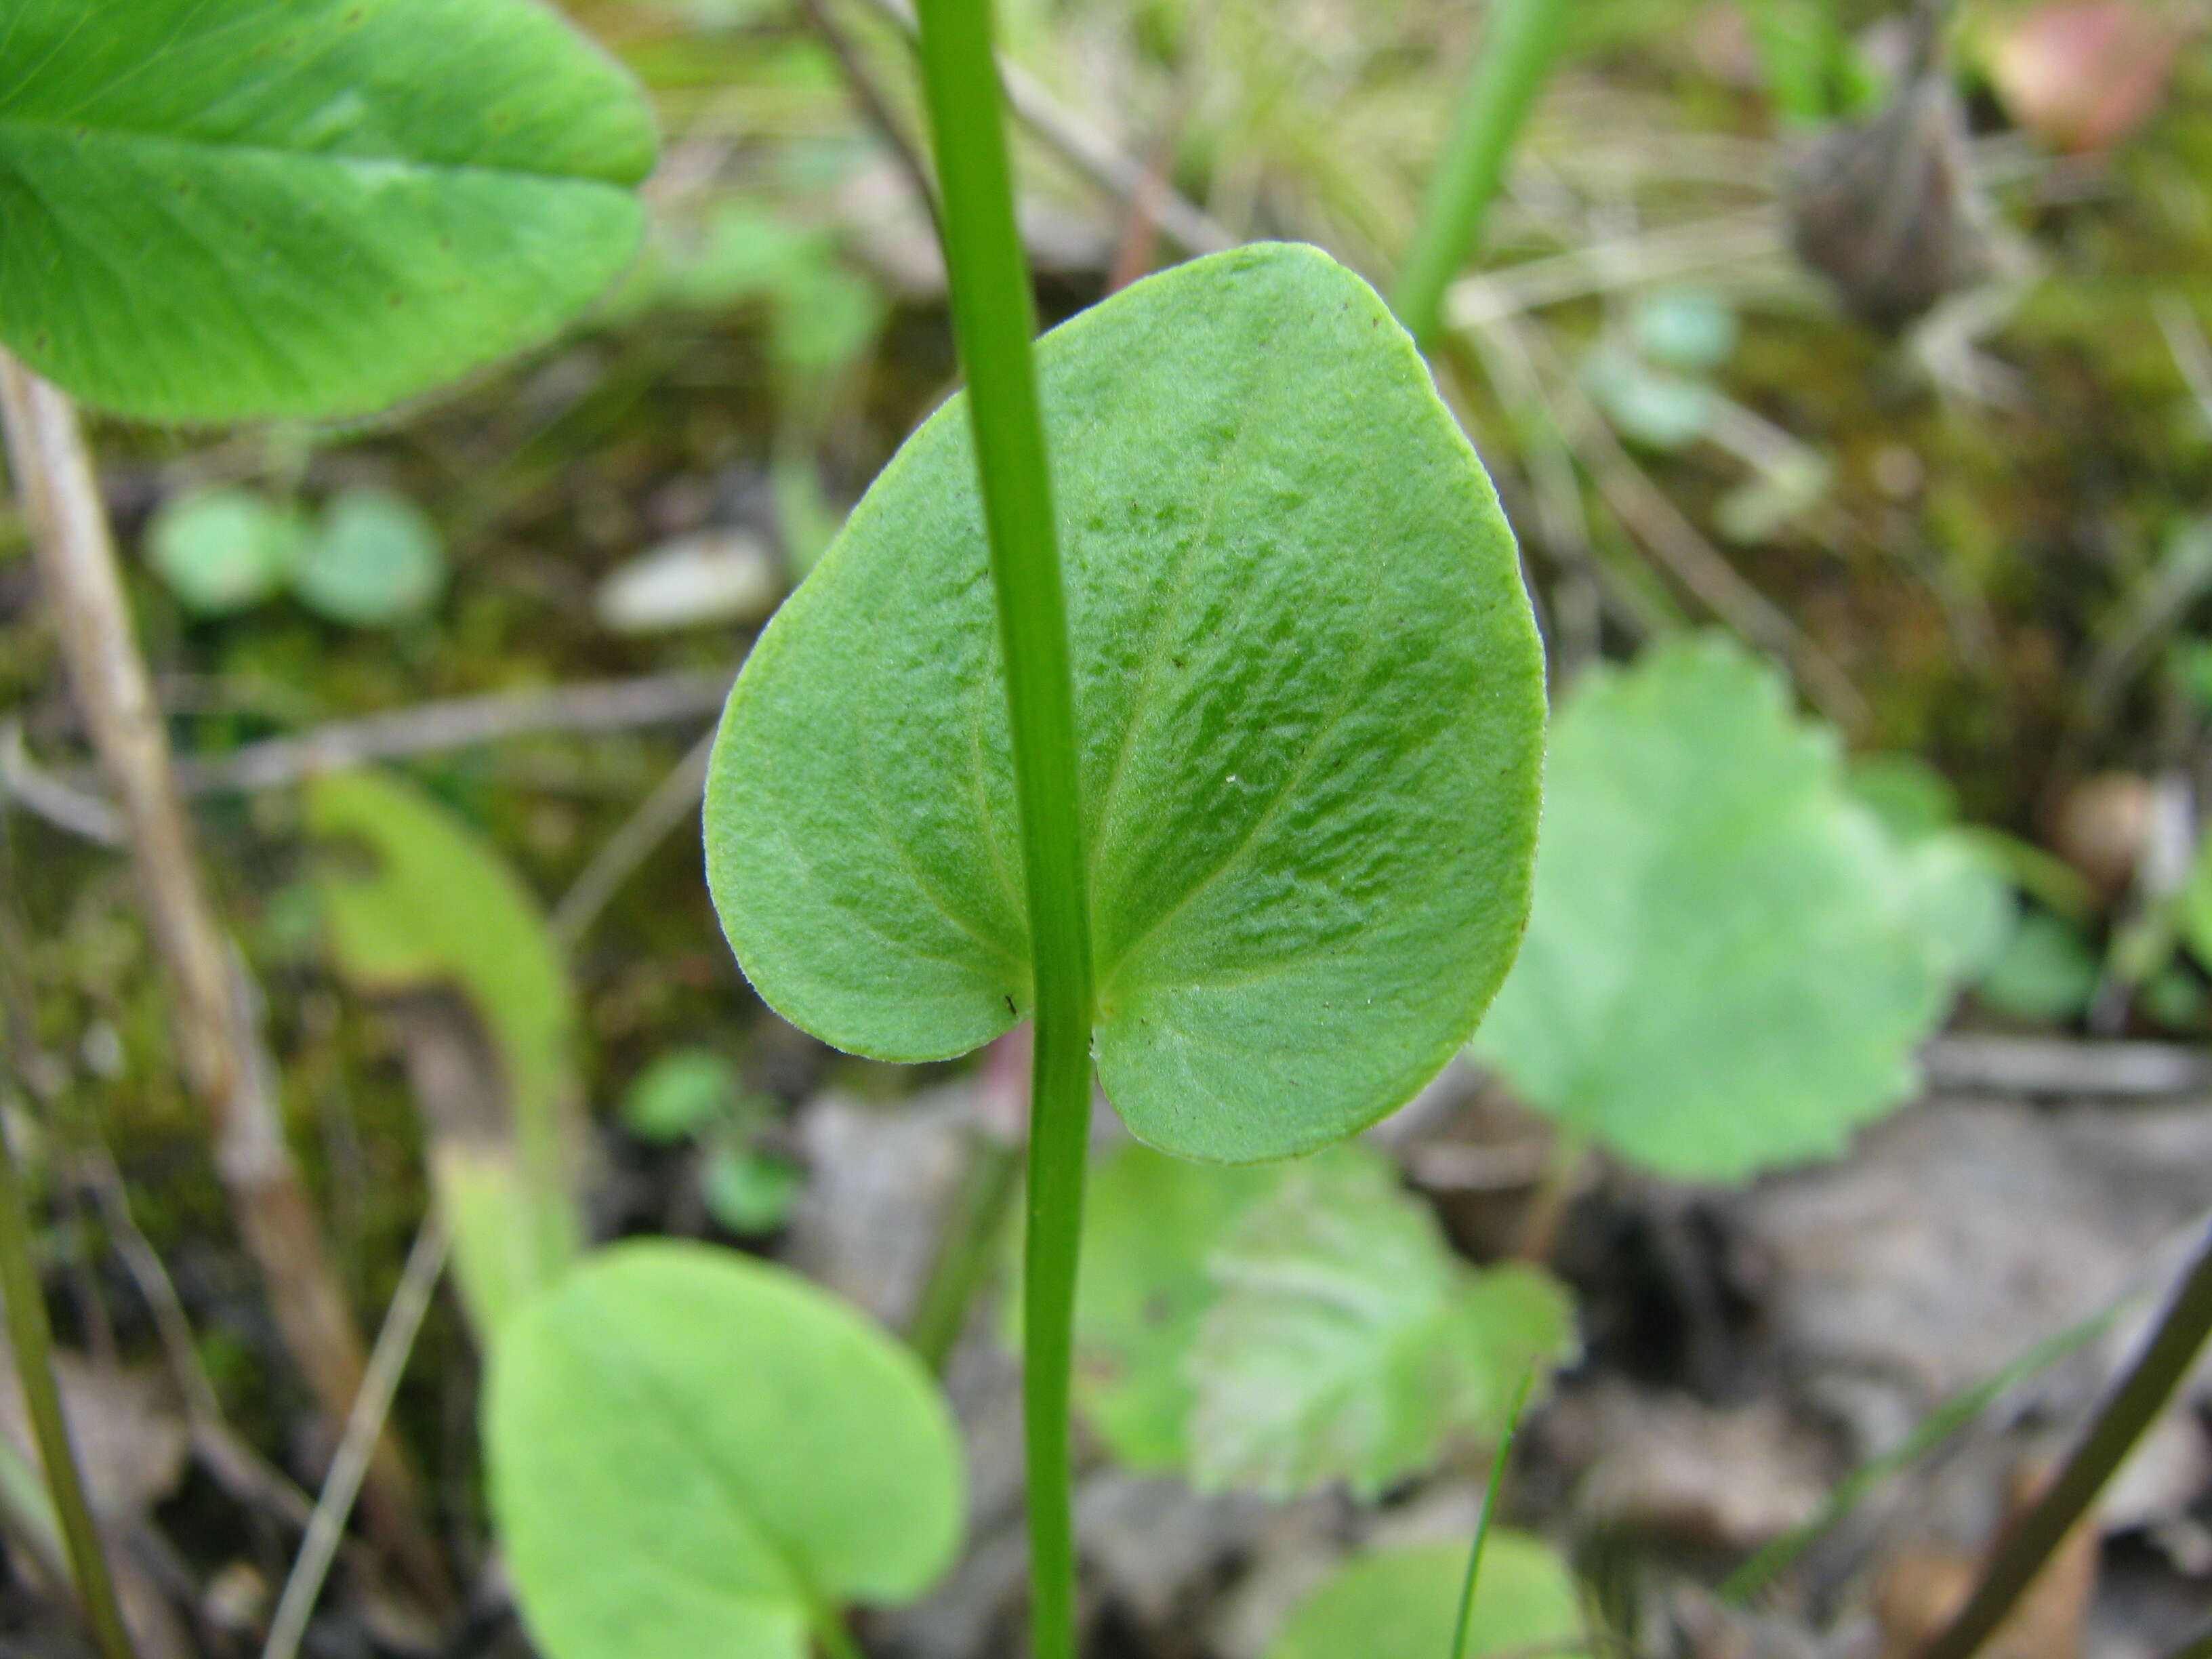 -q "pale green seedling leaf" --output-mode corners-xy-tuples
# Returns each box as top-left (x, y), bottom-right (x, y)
(1978, 909), (2100, 1021)
(699, 1138), (803, 1235)
(621, 1048), (743, 1143)
(1892, 832), (2014, 987)
(1631, 285), (1738, 373)
(1267, 1534), (1582, 1659)
(1849, 753), (1959, 842)
(145, 487), (305, 615)
(1189, 1146), (1575, 1498)
(292, 487), (448, 626)
(307, 769), (581, 1332)
(487, 1242), (964, 1659)
(1715, 452), (1833, 545)
(1475, 636), (1949, 1181)
(1583, 344), (1715, 451)
(0, 0), (656, 423)
(705, 243), (1546, 1163)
